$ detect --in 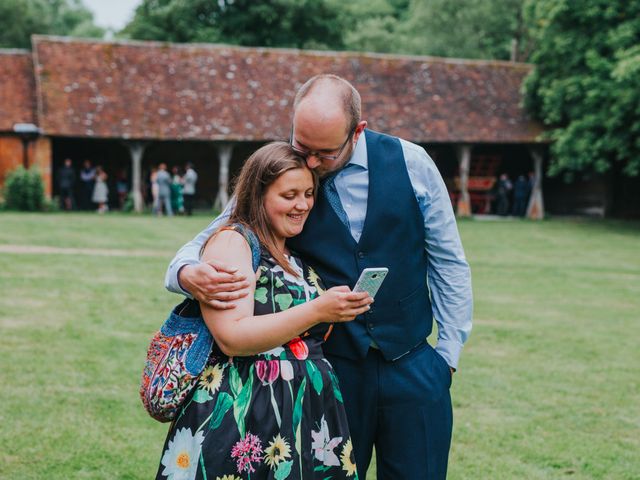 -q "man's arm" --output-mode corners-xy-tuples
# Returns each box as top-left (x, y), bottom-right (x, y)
(164, 199), (250, 308)
(401, 140), (473, 371)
